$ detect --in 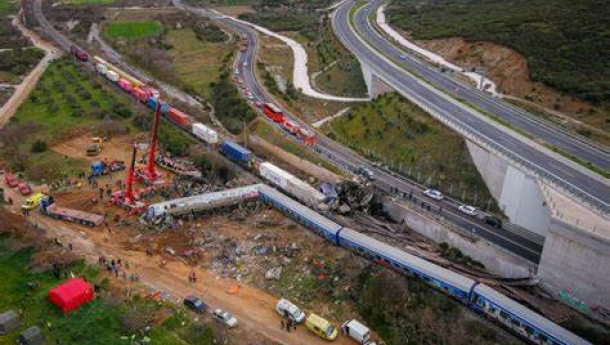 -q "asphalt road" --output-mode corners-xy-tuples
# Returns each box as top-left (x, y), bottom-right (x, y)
(170, 1), (545, 263)
(332, 0), (609, 213)
(358, 0), (610, 171)
(33, 0), (545, 263)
